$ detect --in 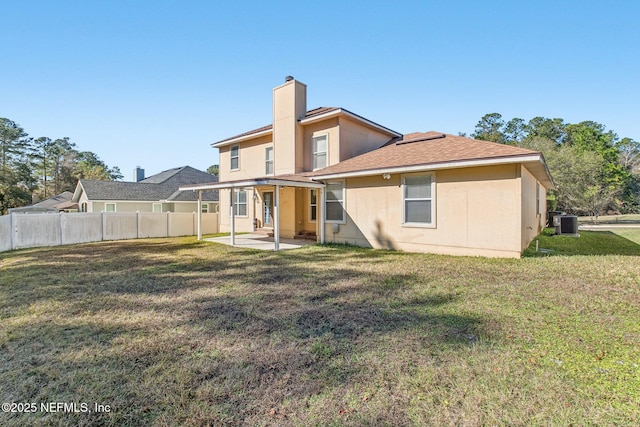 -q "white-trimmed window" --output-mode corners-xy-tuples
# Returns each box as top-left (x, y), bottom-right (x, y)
(153, 203), (162, 213)
(325, 181), (344, 223)
(309, 189), (317, 222)
(312, 134), (328, 170)
(265, 147), (274, 175)
(230, 145), (239, 170)
(403, 173), (435, 226)
(105, 203), (116, 213)
(234, 190), (247, 216)
(80, 202), (88, 212)
(201, 203), (209, 213)
(536, 182), (541, 215)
